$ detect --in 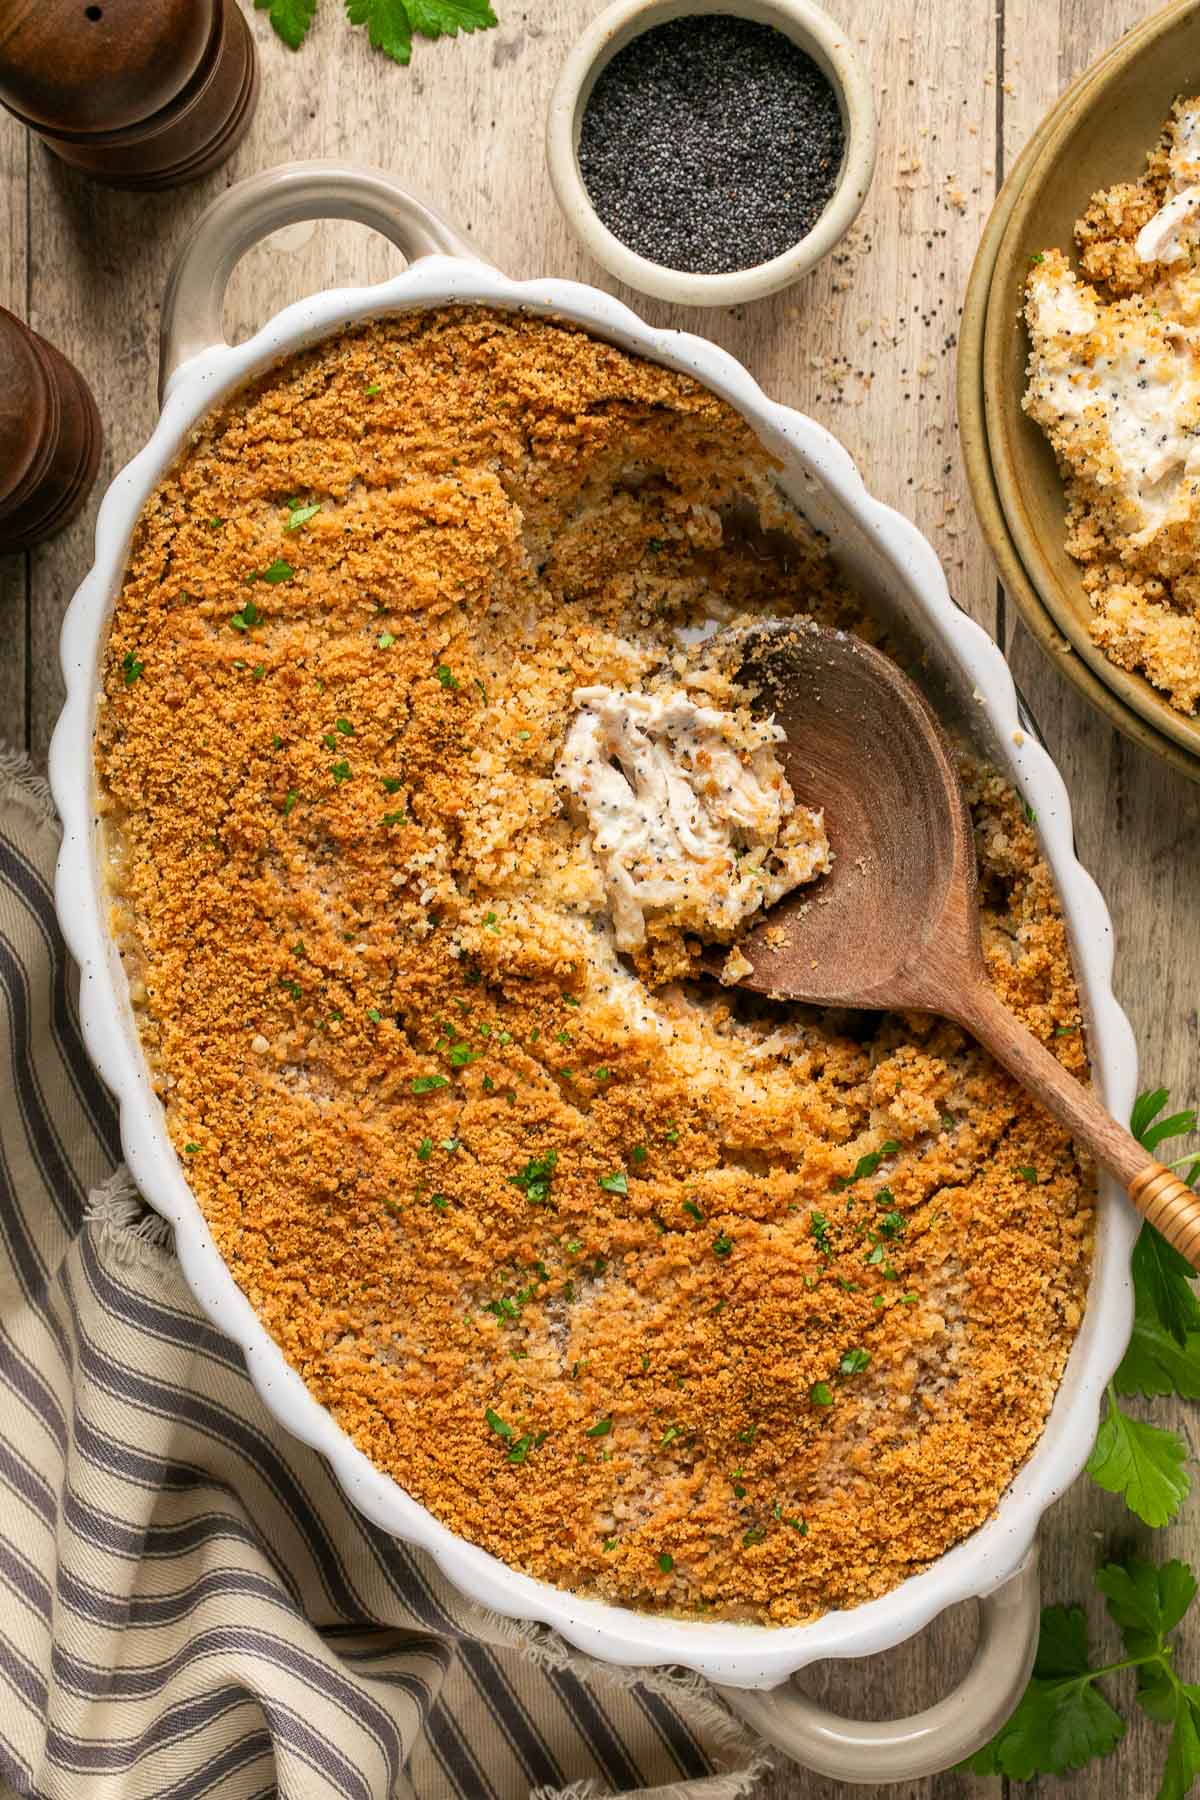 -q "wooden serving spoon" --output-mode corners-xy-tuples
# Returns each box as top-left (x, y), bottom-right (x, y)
(721, 618), (1200, 1268)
